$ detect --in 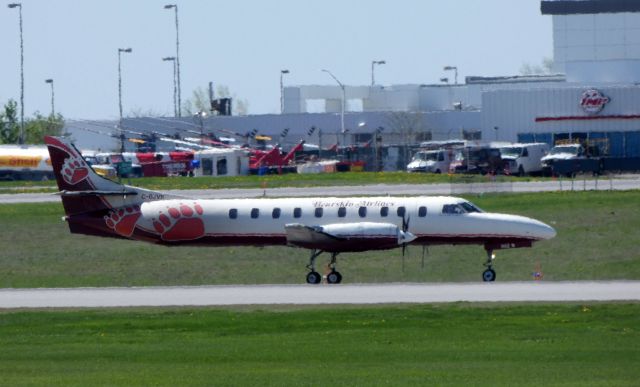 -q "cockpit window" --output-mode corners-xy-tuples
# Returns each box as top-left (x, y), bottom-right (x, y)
(442, 204), (465, 214)
(442, 202), (483, 214)
(460, 201), (482, 213)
